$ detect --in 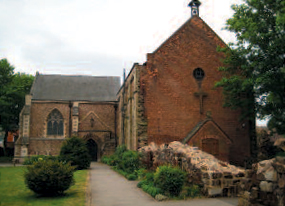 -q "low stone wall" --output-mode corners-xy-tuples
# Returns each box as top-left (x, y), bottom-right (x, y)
(139, 141), (247, 197)
(238, 157), (285, 206)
